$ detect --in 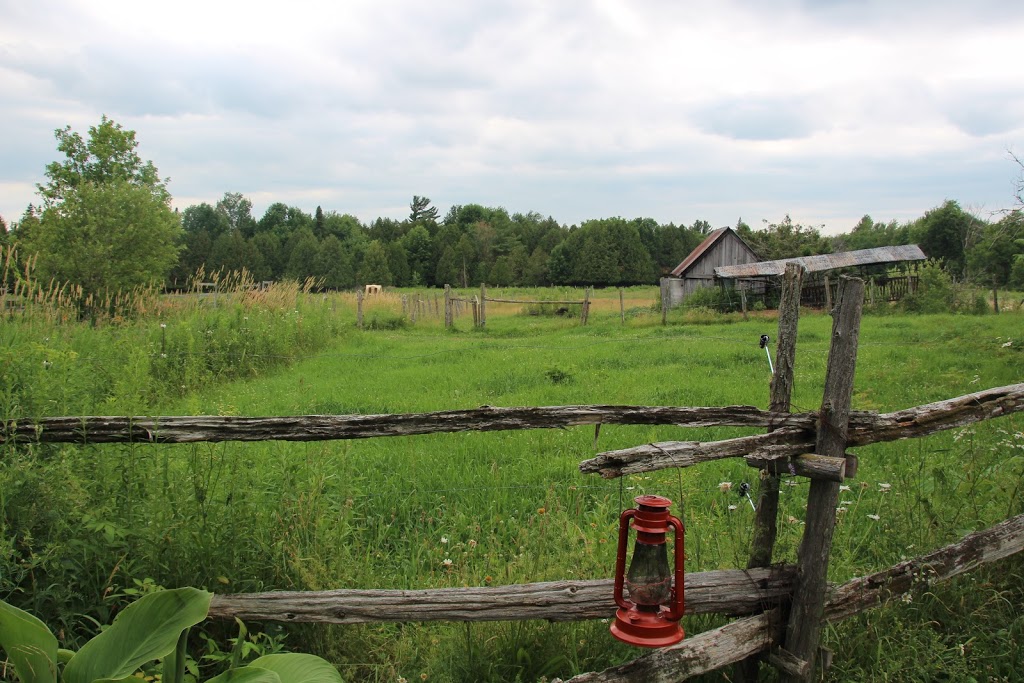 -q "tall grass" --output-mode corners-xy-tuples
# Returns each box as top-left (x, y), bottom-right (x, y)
(2, 284), (1023, 681)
